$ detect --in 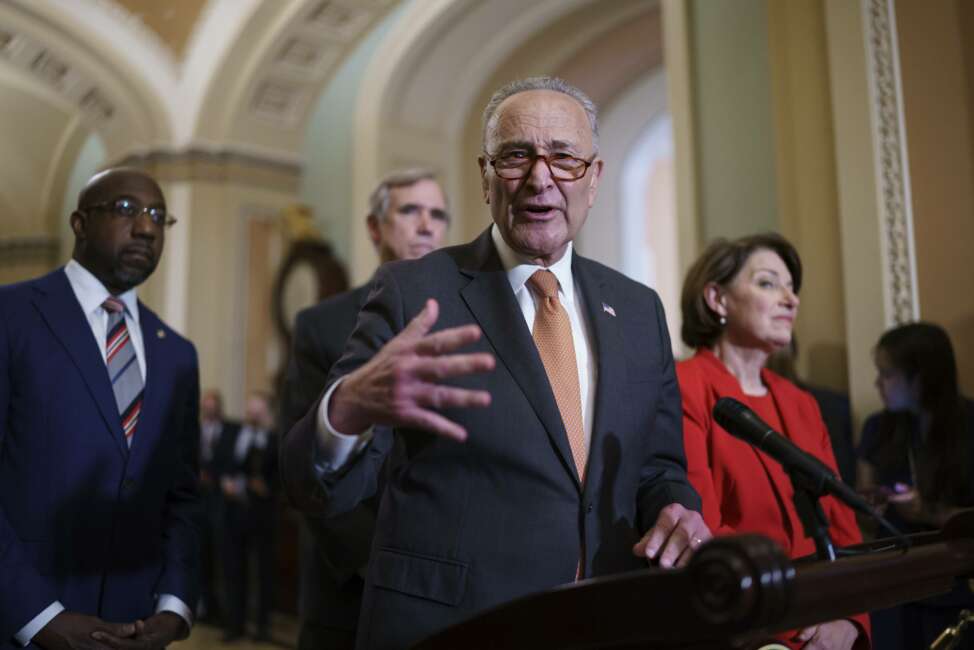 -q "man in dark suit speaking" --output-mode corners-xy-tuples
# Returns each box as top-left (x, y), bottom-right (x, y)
(282, 169), (450, 650)
(281, 77), (710, 650)
(0, 168), (200, 650)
